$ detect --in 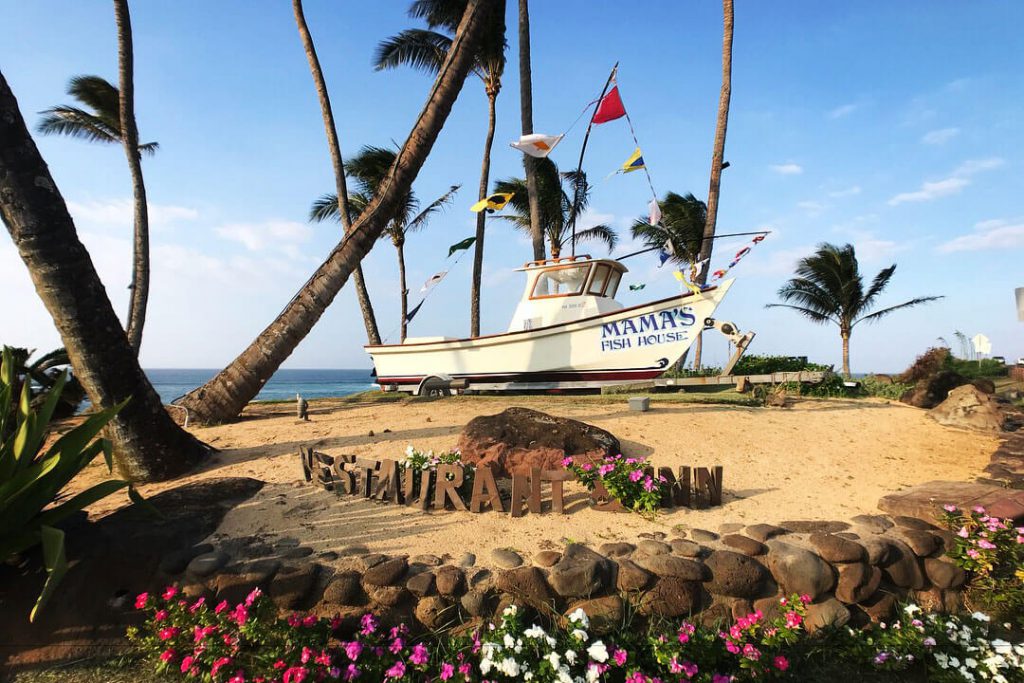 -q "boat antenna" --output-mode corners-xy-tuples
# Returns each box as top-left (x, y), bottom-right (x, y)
(614, 230), (772, 261)
(571, 62), (619, 258)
